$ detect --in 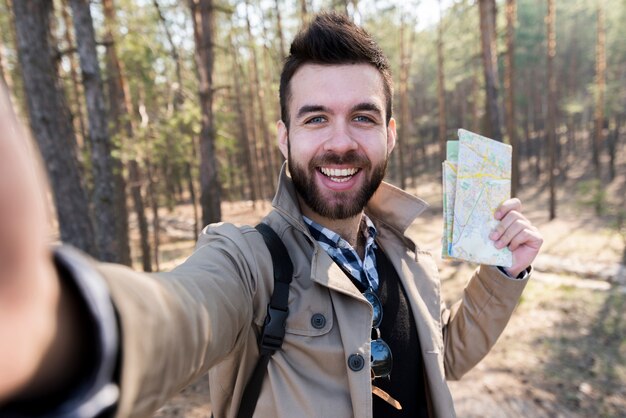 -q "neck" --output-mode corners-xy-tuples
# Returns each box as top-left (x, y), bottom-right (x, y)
(298, 197), (363, 250)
